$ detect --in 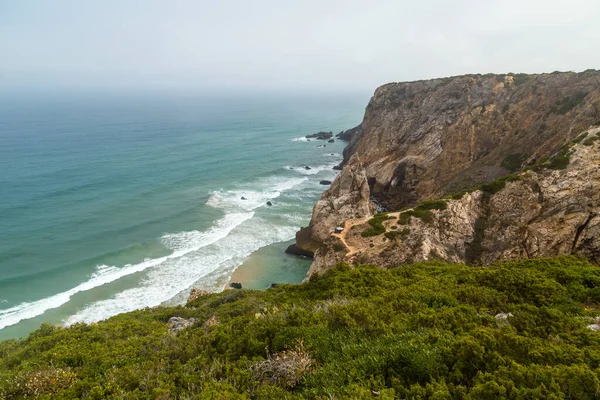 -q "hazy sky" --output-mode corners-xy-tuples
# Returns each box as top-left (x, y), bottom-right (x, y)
(1, 0), (599, 90)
